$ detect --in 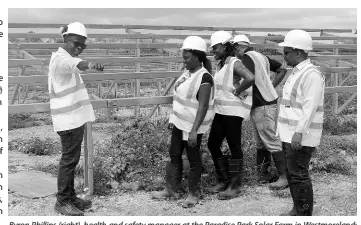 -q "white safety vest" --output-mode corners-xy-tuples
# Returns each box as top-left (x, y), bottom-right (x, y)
(214, 57), (253, 119)
(277, 63), (325, 147)
(48, 51), (95, 132)
(245, 51), (278, 101)
(169, 67), (215, 134)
